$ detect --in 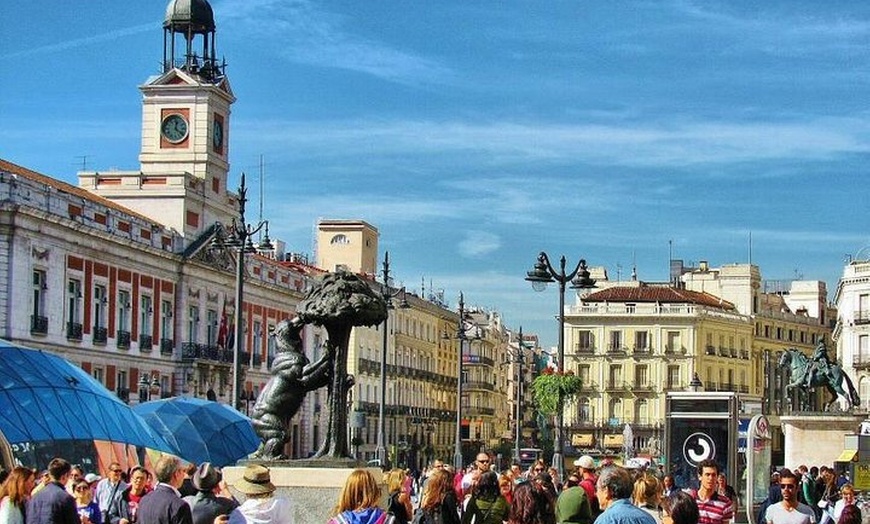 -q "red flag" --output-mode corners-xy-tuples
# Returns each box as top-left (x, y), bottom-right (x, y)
(217, 299), (228, 349)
